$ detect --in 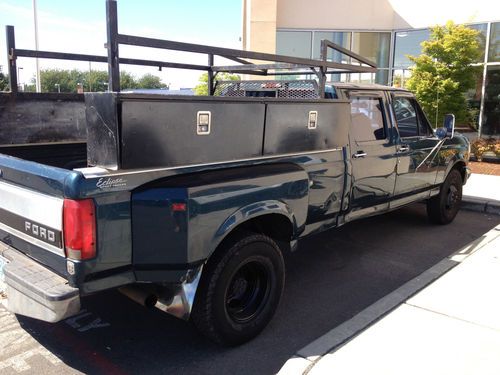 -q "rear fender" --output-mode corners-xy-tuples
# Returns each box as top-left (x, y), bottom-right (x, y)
(212, 200), (298, 253)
